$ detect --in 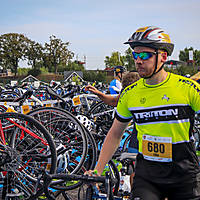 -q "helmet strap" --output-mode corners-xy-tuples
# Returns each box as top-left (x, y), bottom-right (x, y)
(117, 73), (122, 81)
(144, 50), (164, 79)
